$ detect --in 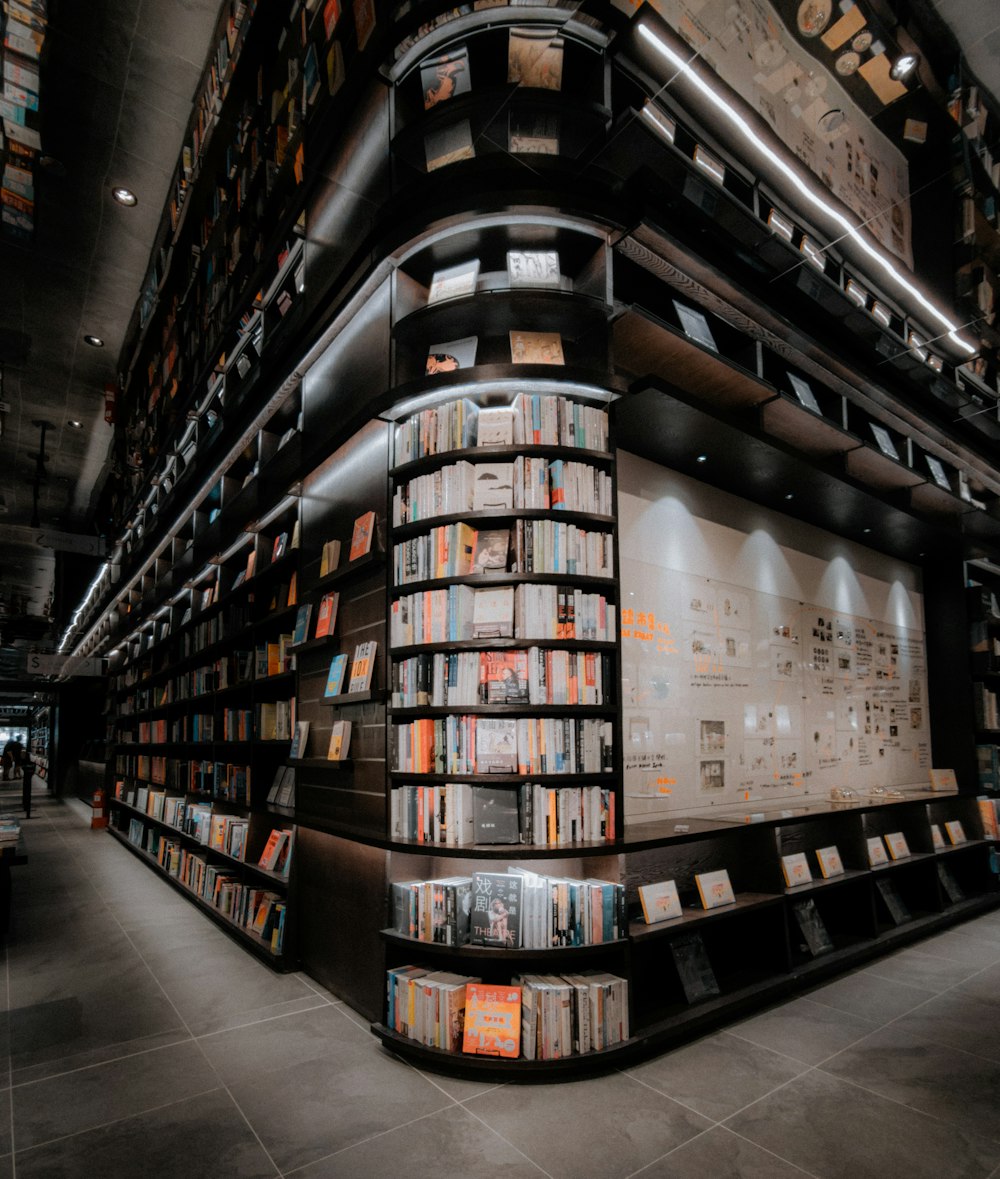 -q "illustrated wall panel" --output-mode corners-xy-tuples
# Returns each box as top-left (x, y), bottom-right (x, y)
(617, 451), (930, 823)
